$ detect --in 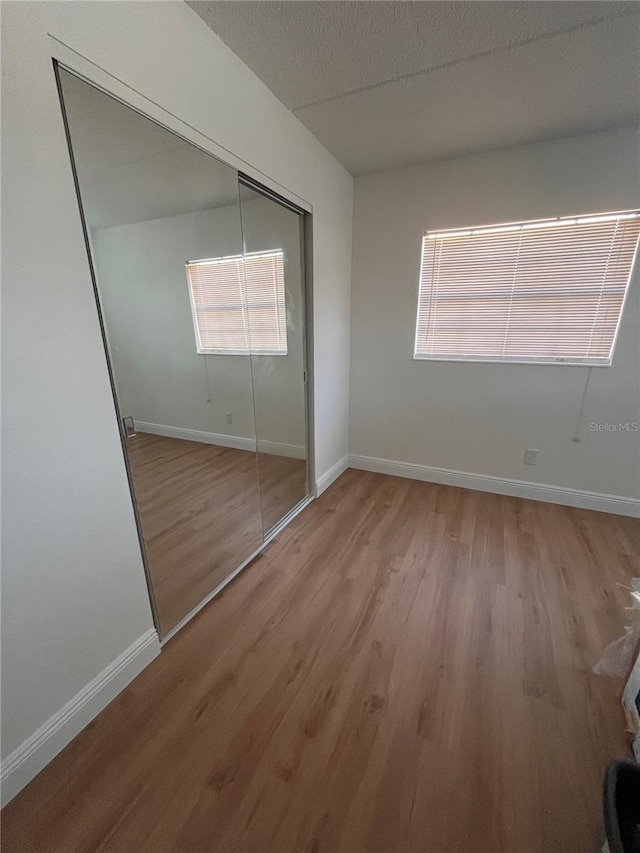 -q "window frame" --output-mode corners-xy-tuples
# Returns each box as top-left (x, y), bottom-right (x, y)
(412, 210), (640, 368)
(186, 248), (288, 357)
